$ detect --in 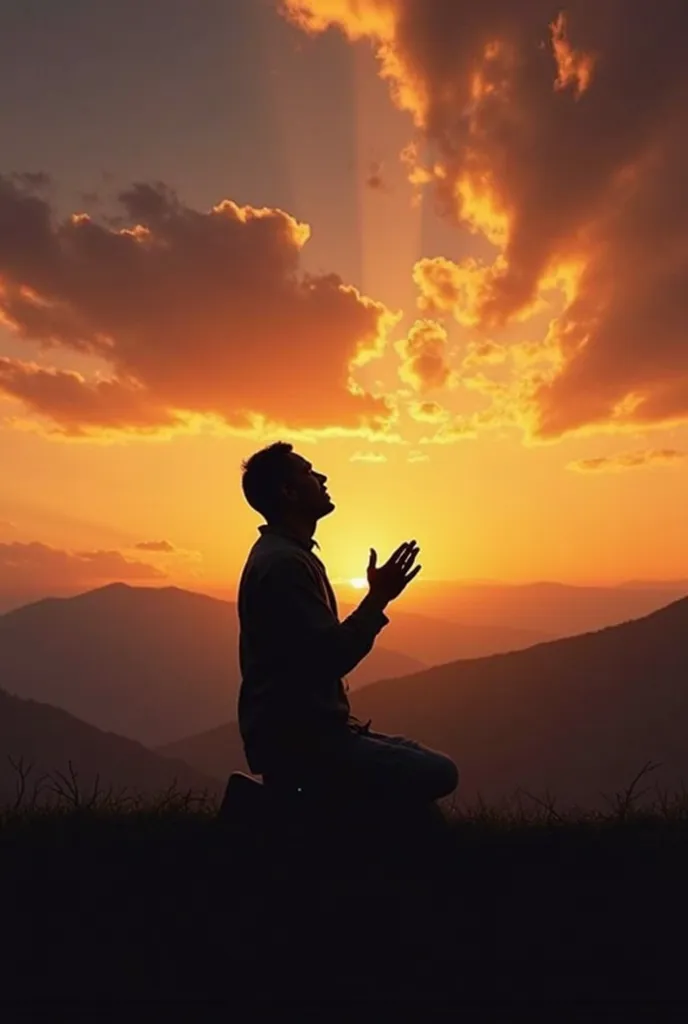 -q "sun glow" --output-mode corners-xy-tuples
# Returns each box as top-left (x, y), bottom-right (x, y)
(350, 576), (368, 589)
